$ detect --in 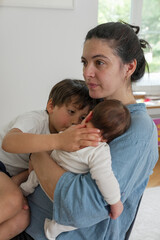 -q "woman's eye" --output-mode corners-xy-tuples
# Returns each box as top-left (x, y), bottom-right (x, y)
(81, 59), (87, 67)
(96, 60), (104, 66)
